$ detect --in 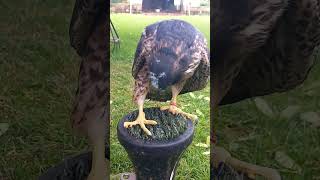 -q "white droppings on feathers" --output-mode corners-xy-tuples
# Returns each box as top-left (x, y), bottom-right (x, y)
(159, 72), (166, 78)
(149, 72), (159, 89)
